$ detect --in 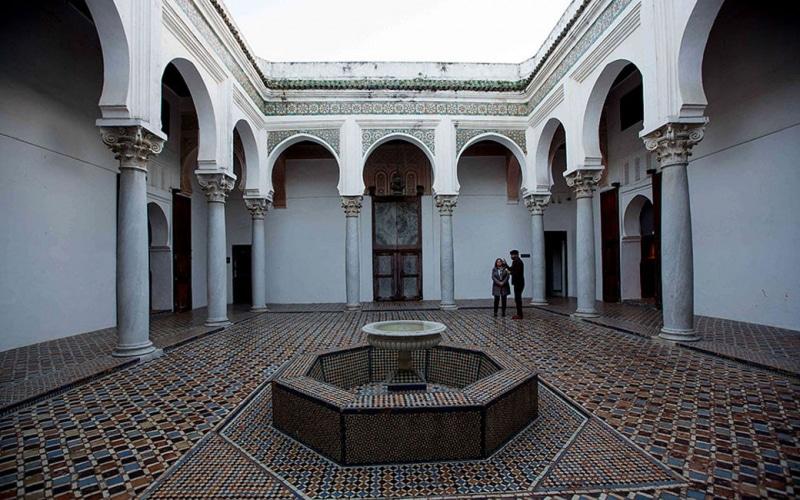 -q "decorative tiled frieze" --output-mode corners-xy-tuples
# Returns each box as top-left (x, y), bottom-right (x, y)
(456, 128), (527, 154)
(266, 128), (340, 156)
(264, 100), (529, 117)
(361, 128), (436, 155)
